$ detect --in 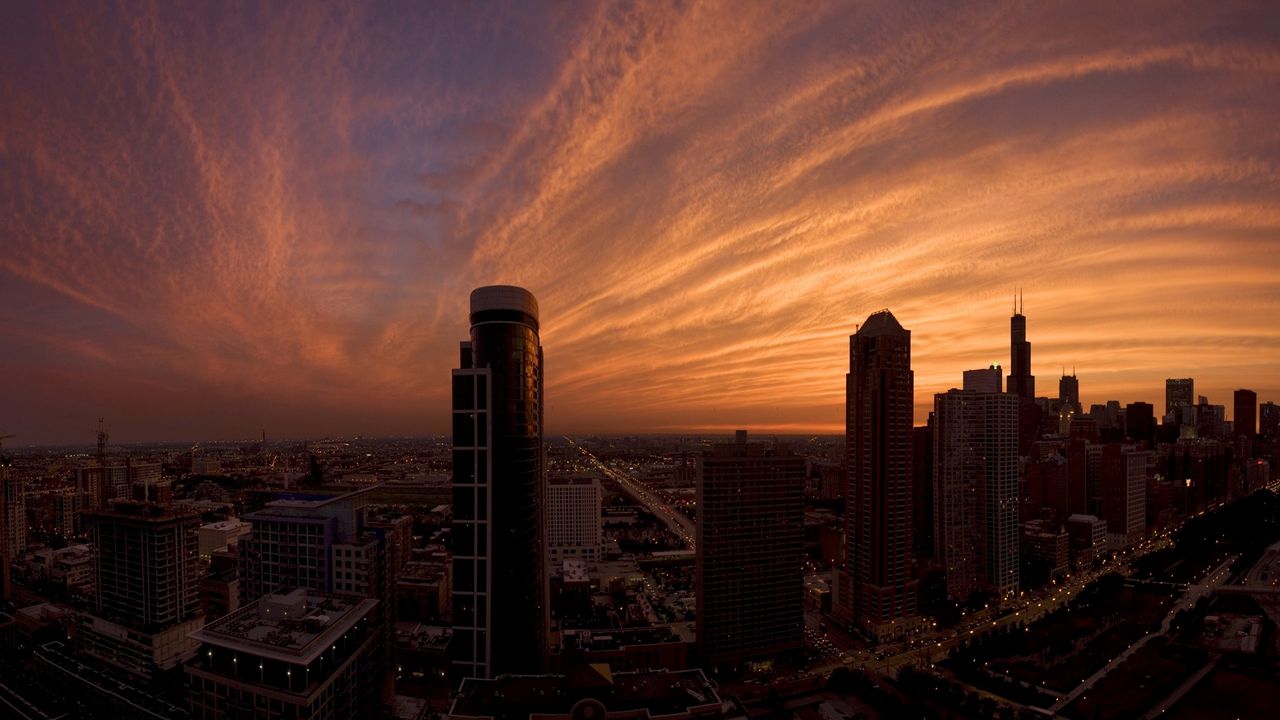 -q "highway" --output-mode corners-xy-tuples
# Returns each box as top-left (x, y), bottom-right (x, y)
(567, 438), (696, 550)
